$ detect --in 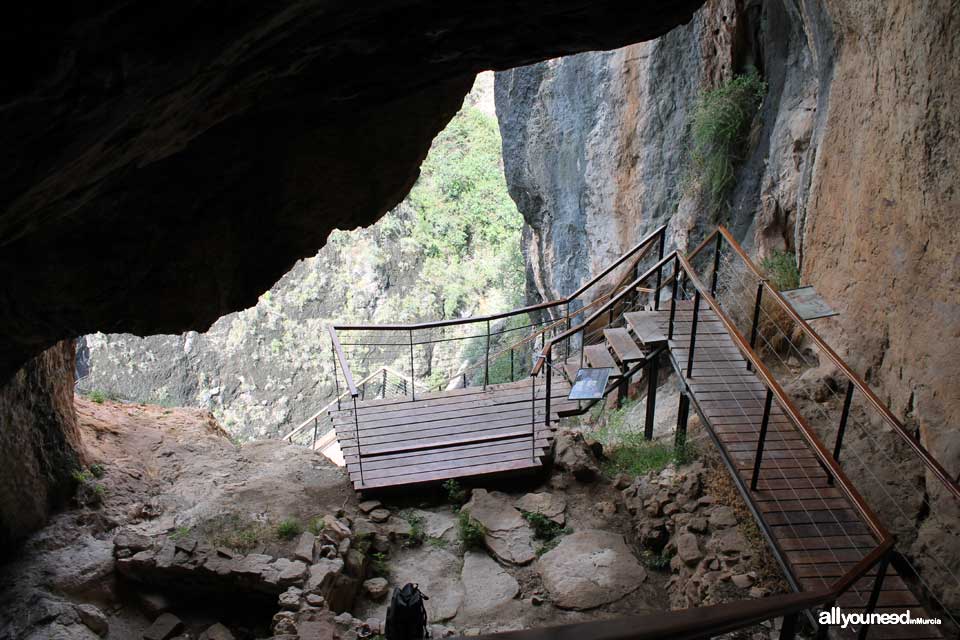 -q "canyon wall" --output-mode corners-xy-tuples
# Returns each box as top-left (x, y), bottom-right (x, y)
(0, 340), (83, 554)
(497, 0), (959, 610)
